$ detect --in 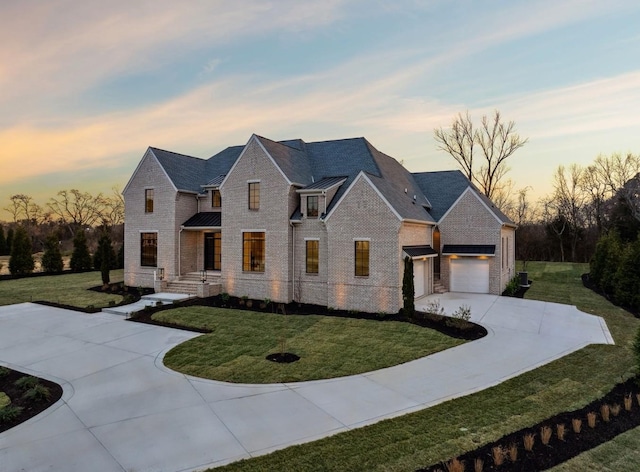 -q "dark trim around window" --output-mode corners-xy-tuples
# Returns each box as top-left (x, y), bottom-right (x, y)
(141, 232), (157, 267)
(243, 232), (265, 272)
